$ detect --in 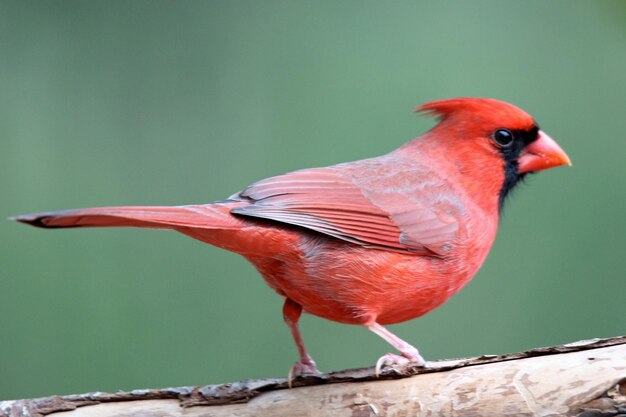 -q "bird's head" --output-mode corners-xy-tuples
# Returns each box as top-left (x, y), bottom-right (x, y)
(415, 97), (571, 209)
